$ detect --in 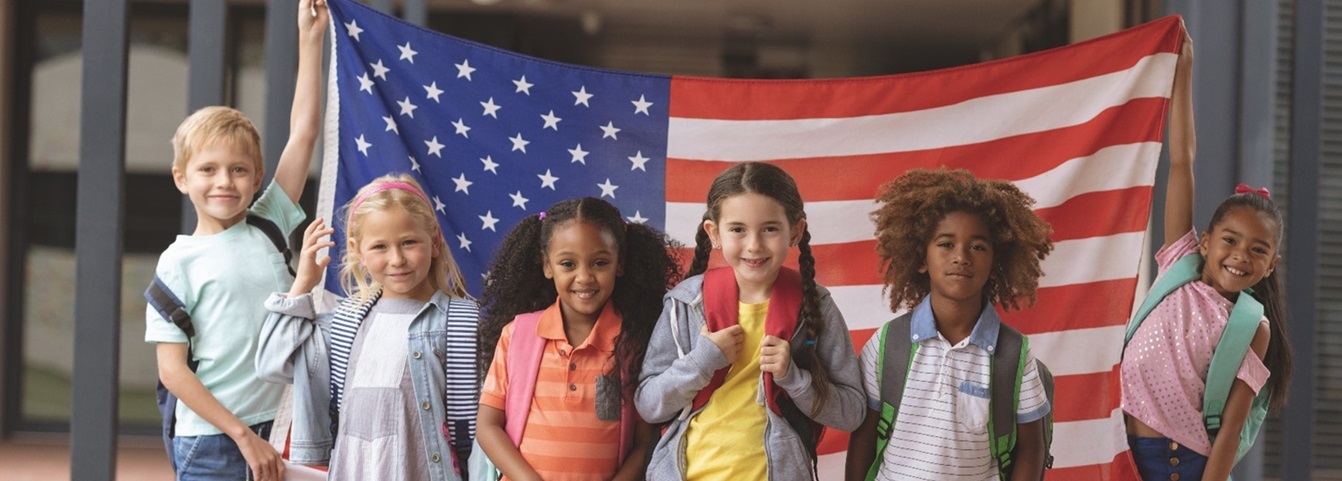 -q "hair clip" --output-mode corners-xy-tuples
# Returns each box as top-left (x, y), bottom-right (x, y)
(538, 212), (547, 221)
(1235, 183), (1271, 199)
